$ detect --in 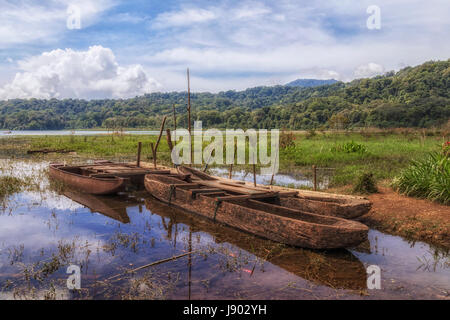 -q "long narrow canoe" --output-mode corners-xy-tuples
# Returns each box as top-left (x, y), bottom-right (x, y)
(49, 163), (126, 195)
(146, 198), (367, 290)
(179, 166), (372, 219)
(144, 173), (368, 249)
